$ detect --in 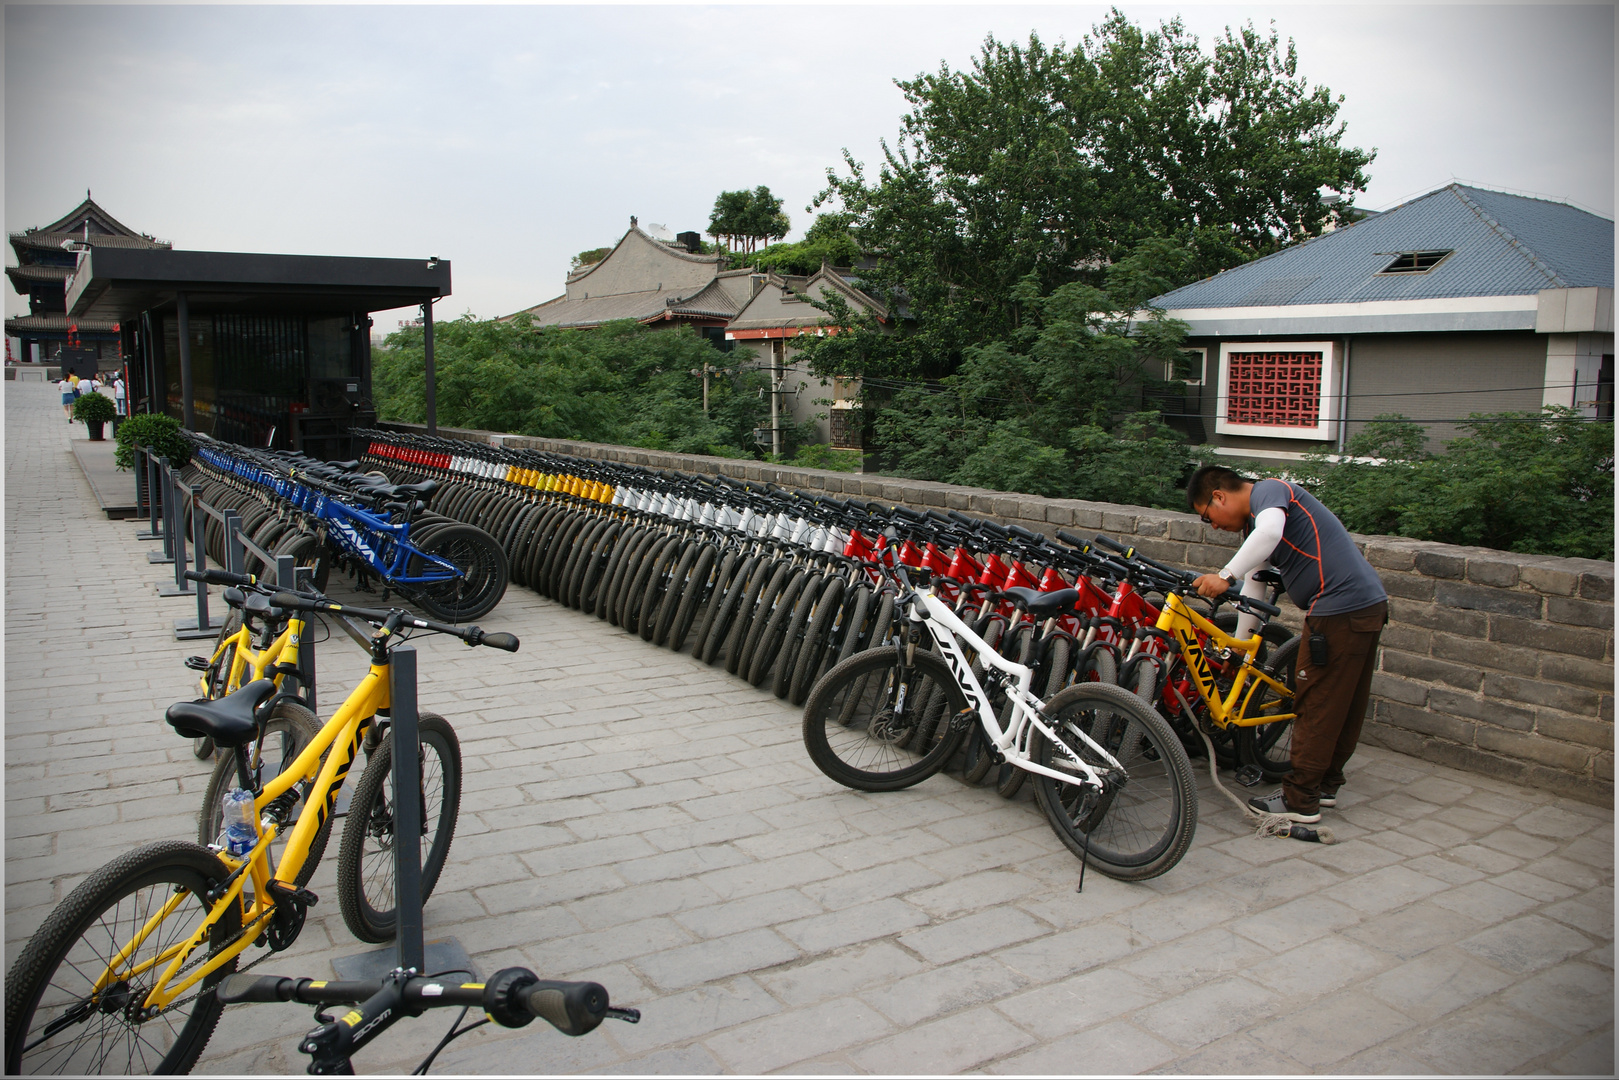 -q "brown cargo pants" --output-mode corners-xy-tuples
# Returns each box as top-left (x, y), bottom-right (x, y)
(1282, 600), (1388, 814)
